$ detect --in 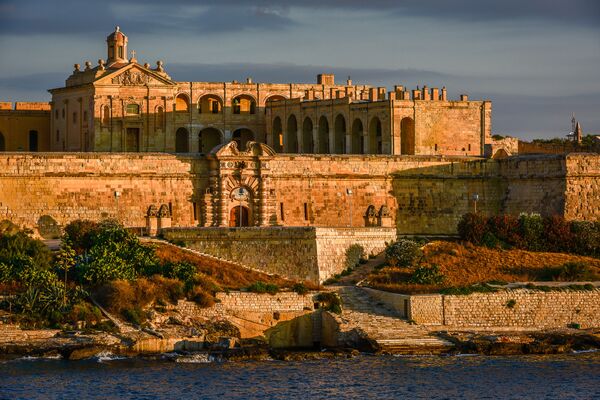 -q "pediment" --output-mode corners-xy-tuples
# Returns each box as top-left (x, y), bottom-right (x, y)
(95, 64), (176, 87)
(212, 141), (276, 157)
